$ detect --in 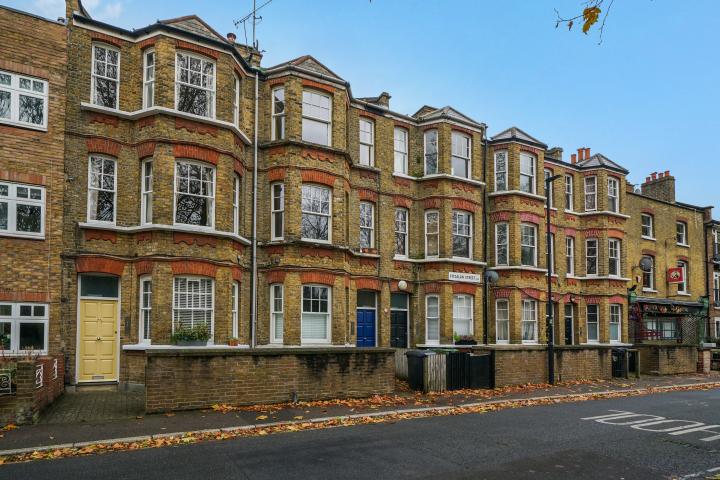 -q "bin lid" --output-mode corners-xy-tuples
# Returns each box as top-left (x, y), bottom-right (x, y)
(405, 350), (437, 357)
